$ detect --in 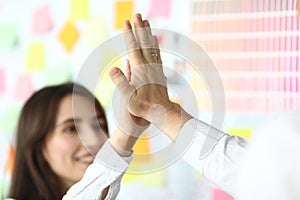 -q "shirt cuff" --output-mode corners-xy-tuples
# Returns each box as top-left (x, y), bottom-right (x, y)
(174, 118), (225, 159)
(94, 140), (134, 172)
